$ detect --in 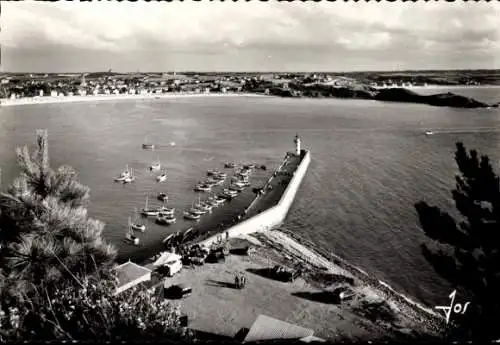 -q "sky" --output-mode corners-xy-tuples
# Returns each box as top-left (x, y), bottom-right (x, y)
(1, 1), (500, 73)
